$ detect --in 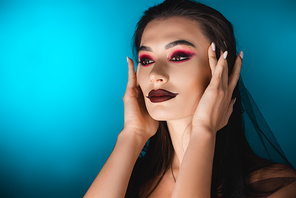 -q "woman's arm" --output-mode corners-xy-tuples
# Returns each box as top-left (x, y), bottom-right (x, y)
(84, 130), (148, 198)
(172, 43), (242, 198)
(172, 129), (216, 198)
(84, 57), (158, 198)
